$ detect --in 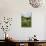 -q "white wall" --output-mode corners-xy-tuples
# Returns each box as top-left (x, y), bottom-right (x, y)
(44, 15), (46, 40)
(0, 0), (46, 40)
